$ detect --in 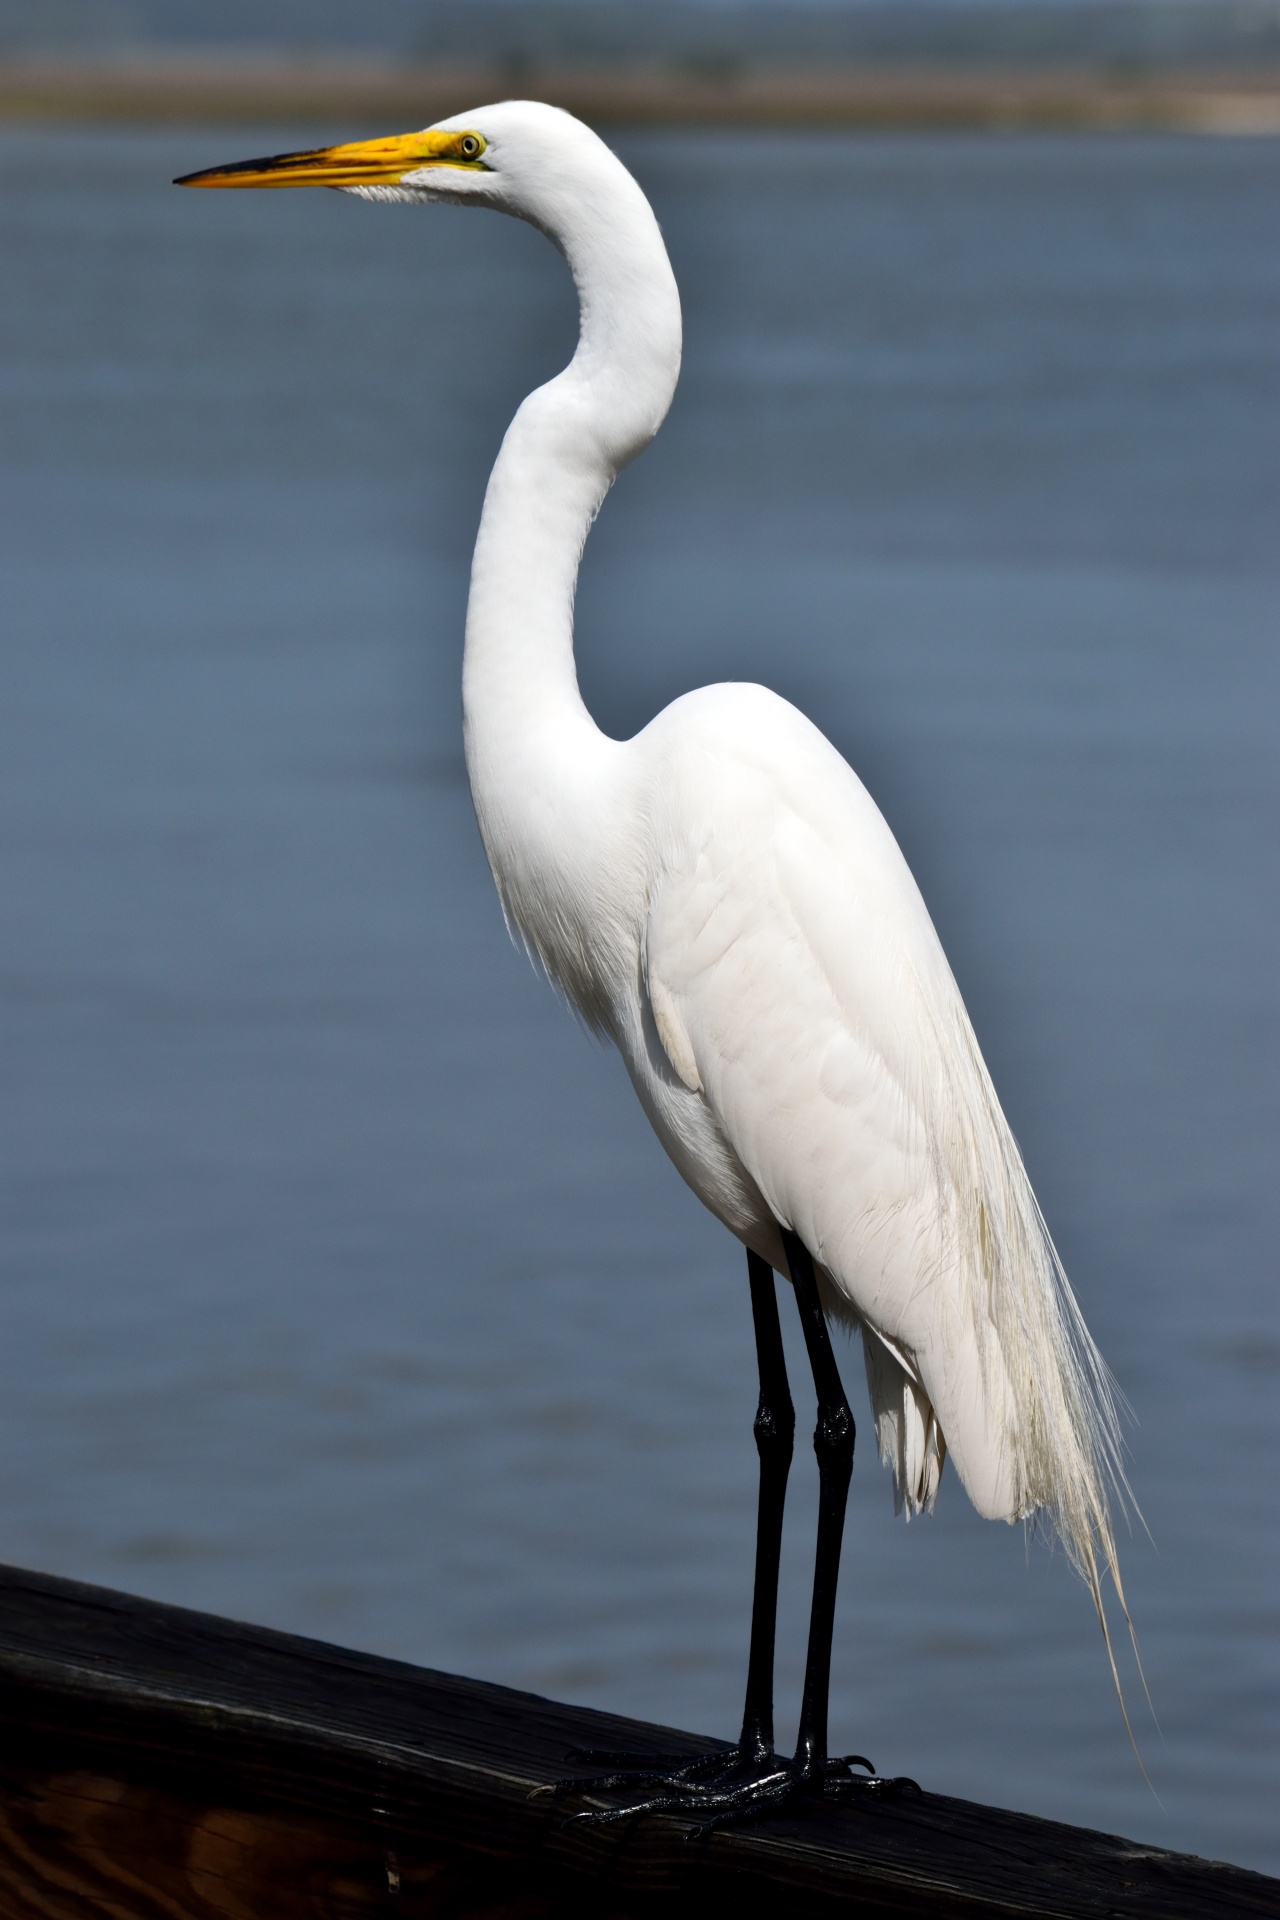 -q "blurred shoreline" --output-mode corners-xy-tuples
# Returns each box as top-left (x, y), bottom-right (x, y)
(1, 55), (1278, 133)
